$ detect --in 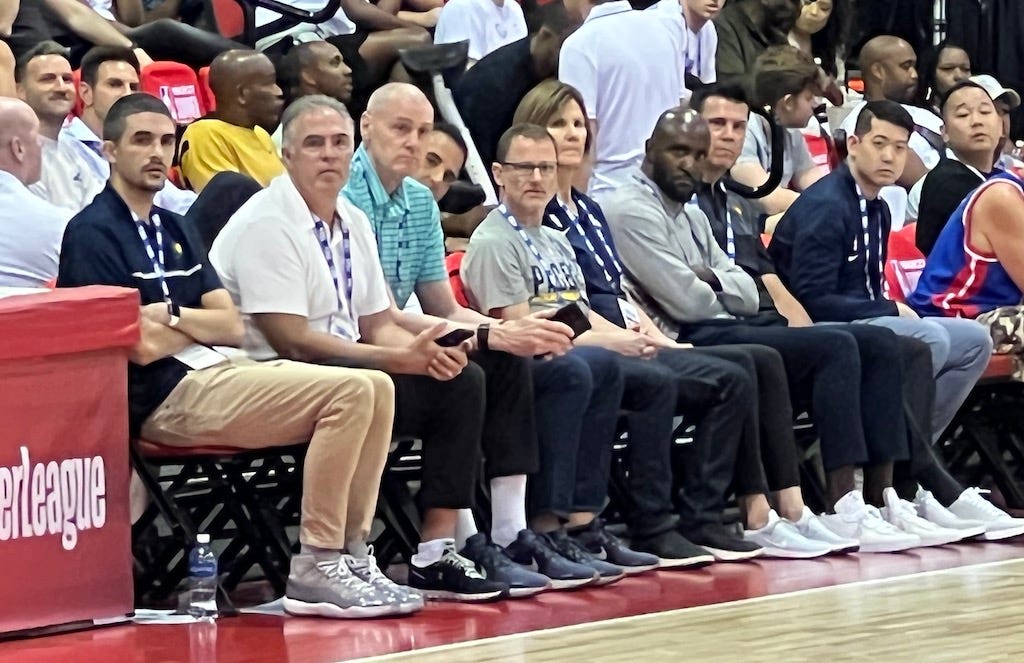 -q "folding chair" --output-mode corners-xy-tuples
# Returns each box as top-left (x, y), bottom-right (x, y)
(139, 61), (206, 125)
